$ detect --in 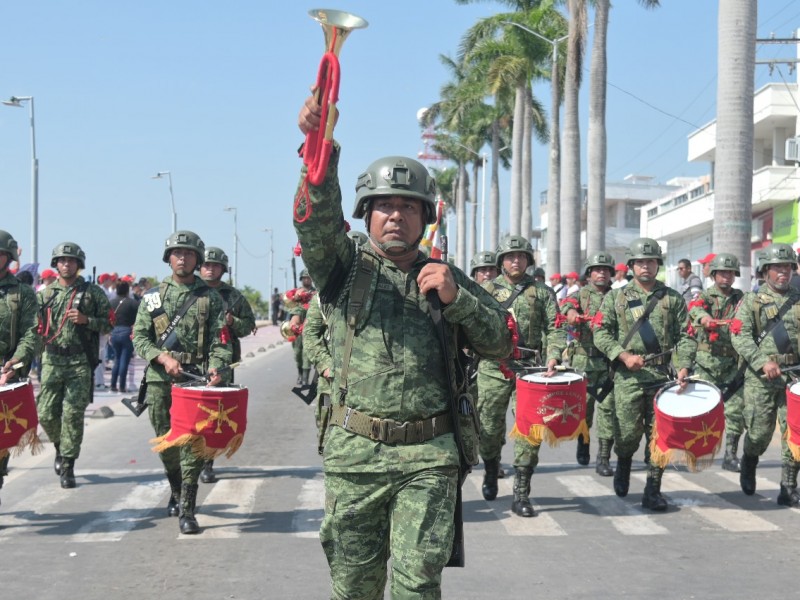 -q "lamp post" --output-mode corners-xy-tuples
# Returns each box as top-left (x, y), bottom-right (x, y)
(3, 96), (38, 266)
(263, 228), (274, 301)
(223, 206), (239, 287)
(151, 171), (177, 233)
